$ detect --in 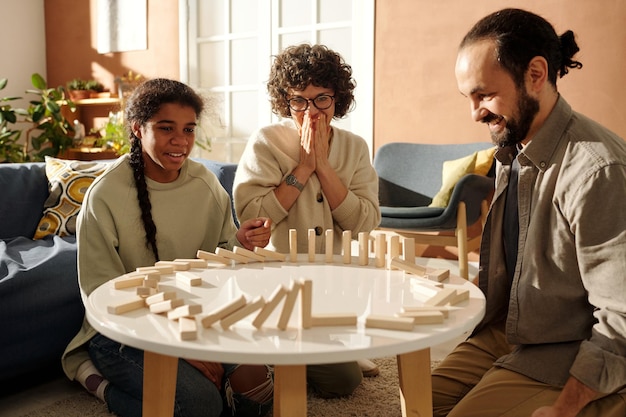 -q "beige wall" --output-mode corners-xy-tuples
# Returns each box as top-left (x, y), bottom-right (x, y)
(44, 0), (180, 94)
(374, 1), (626, 150)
